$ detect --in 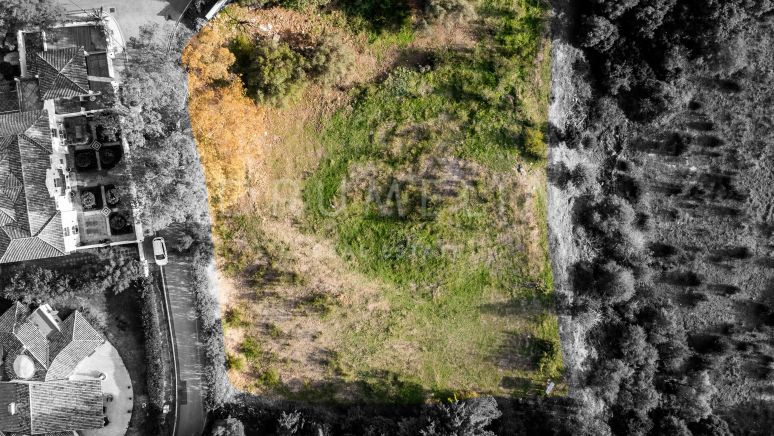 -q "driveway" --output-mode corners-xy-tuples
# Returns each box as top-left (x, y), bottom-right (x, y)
(144, 239), (207, 436)
(57, 0), (192, 40)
